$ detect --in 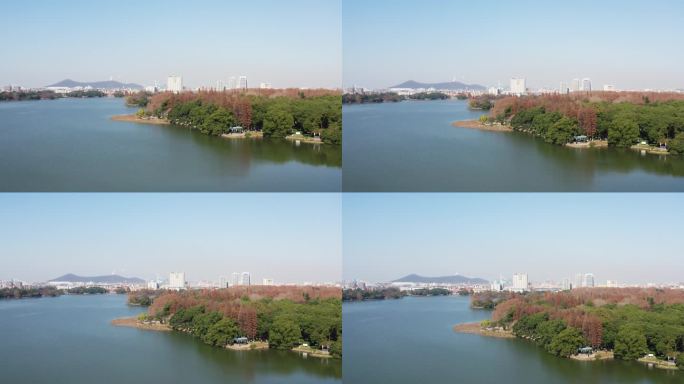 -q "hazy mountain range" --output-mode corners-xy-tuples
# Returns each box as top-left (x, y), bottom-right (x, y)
(392, 273), (488, 284)
(46, 79), (143, 90)
(390, 80), (486, 91)
(49, 273), (145, 284)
